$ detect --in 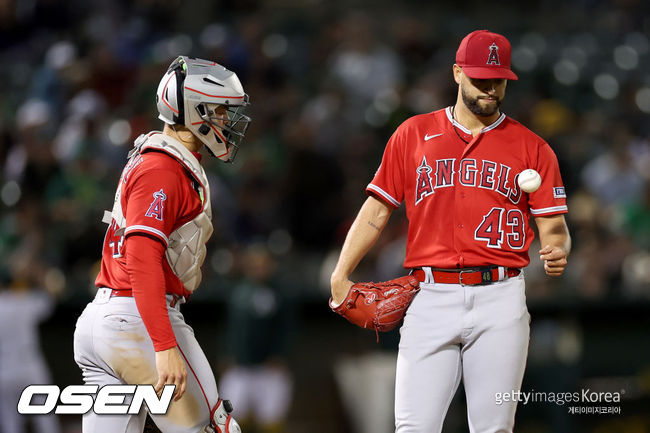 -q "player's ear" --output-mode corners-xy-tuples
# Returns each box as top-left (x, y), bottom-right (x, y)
(452, 64), (463, 85)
